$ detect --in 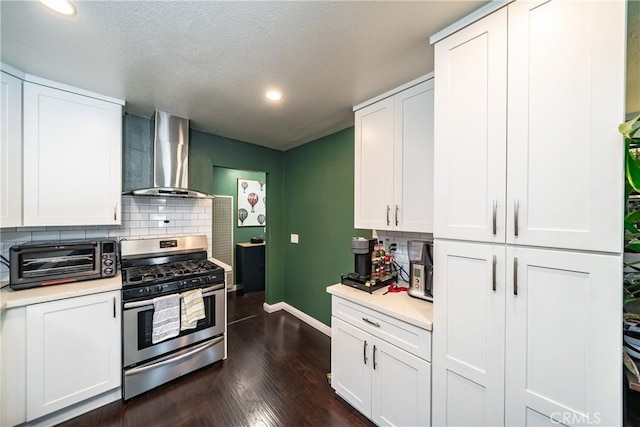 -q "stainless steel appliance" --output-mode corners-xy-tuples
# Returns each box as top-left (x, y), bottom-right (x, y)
(9, 239), (117, 290)
(126, 111), (211, 199)
(407, 240), (434, 302)
(120, 235), (226, 400)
